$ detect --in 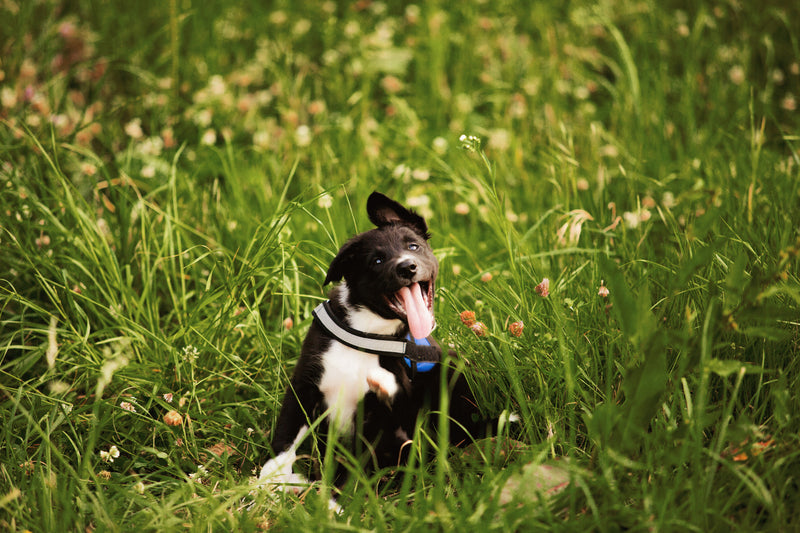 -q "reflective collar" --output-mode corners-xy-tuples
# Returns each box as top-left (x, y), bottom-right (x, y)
(311, 301), (440, 372)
